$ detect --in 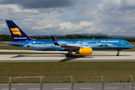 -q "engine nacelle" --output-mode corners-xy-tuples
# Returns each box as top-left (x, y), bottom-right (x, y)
(76, 48), (92, 55)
